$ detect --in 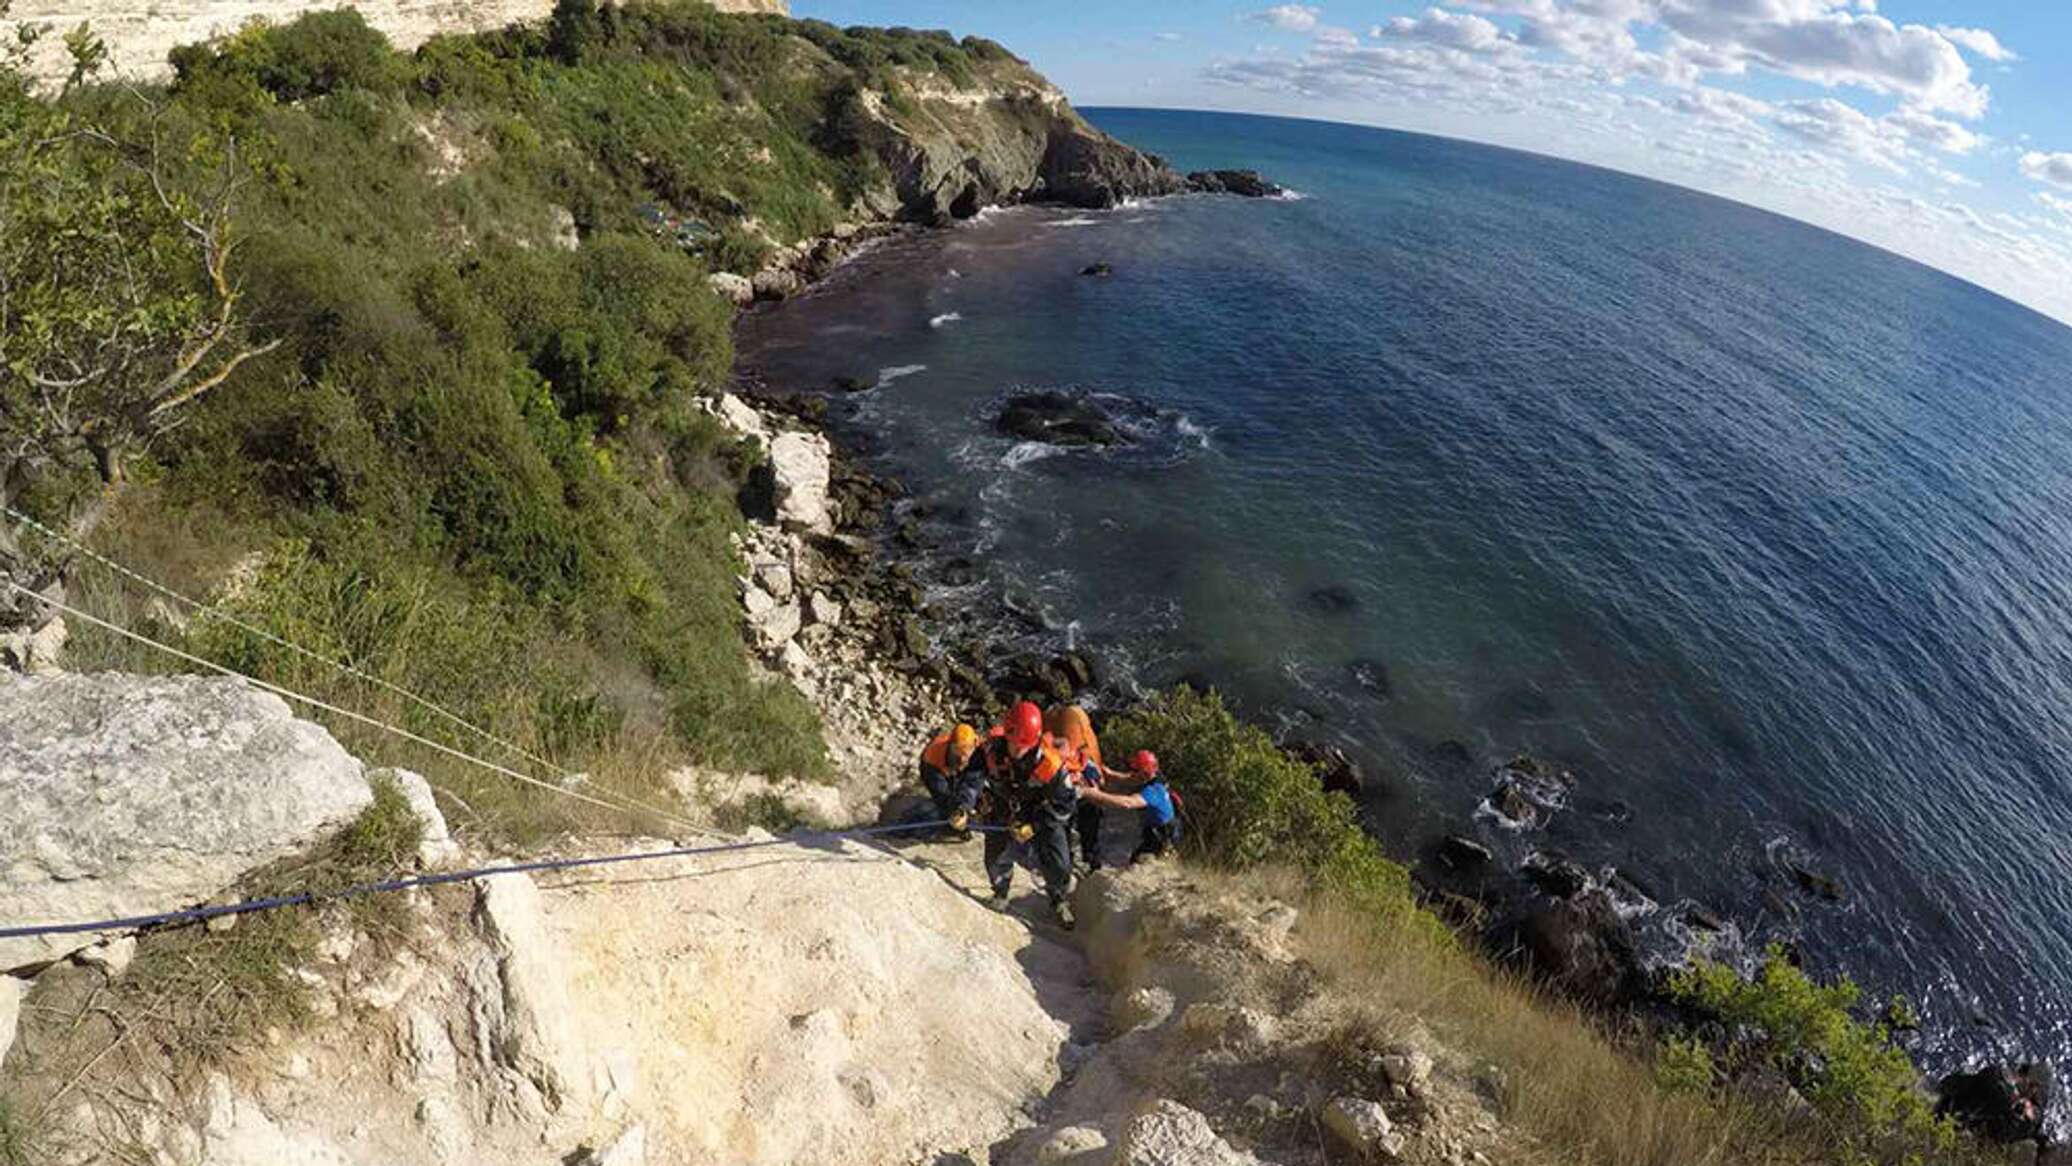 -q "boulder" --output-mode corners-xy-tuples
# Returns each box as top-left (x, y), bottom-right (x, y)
(1438, 835), (1493, 870)
(550, 205), (581, 251)
(769, 431), (835, 535)
(1185, 169), (1285, 198)
(1378, 1047), (1434, 1095)
(1284, 740), (1364, 797)
(1114, 985), (1177, 1032)
(1037, 1124), (1108, 1164)
(808, 590), (843, 628)
(711, 392), (770, 441)
(375, 768), (459, 868)
(751, 267), (803, 301)
(995, 391), (1128, 447)
(1079, 262), (1113, 277)
(1789, 862), (1845, 902)
(76, 935), (137, 978)
(1322, 1096), (1402, 1161)
(1347, 658), (1391, 698)
(1114, 1098), (1263, 1166)
(750, 601), (804, 652)
(707, 272), (755, 306)
(0, 672), (374, 970)
(755, 561), (796, 602)
(1519, 851), (1591, 899)
(1501, 890), (1642, 1006)
(1937, 1063), (2051, 1144)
